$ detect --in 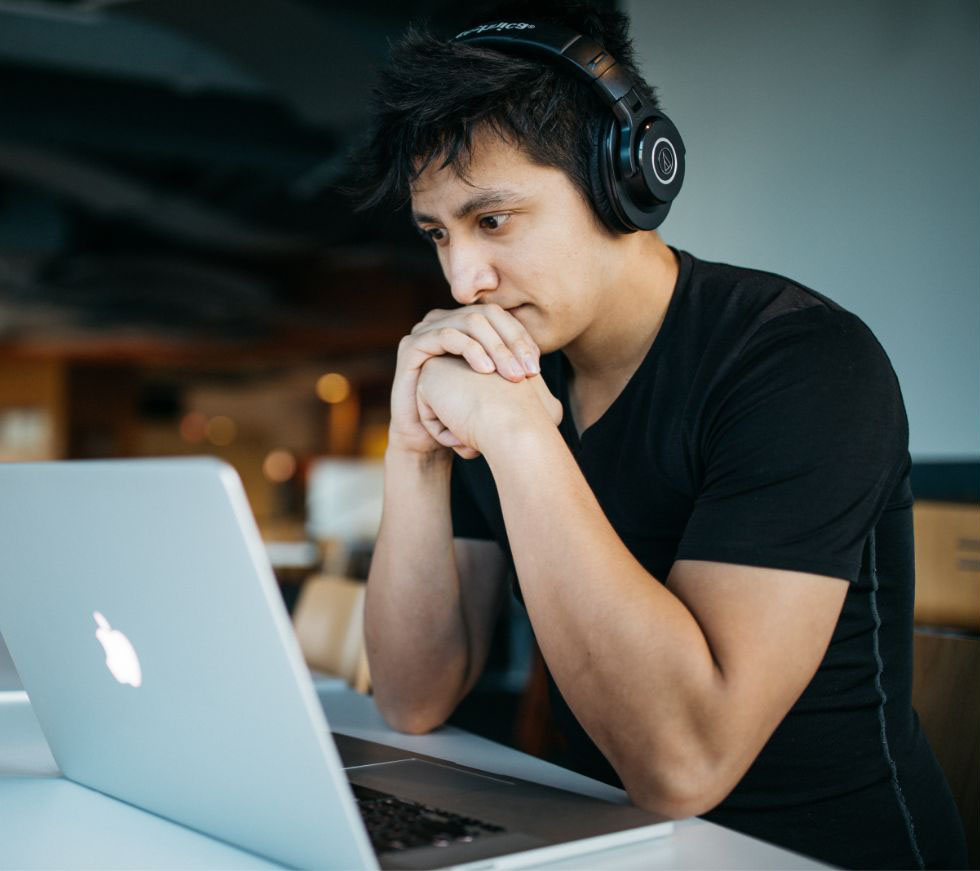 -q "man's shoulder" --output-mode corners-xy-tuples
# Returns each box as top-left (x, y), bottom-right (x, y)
(678, 250), (888, 363)
(683, 250), (844, 324)
(679, 254), (905, 430)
